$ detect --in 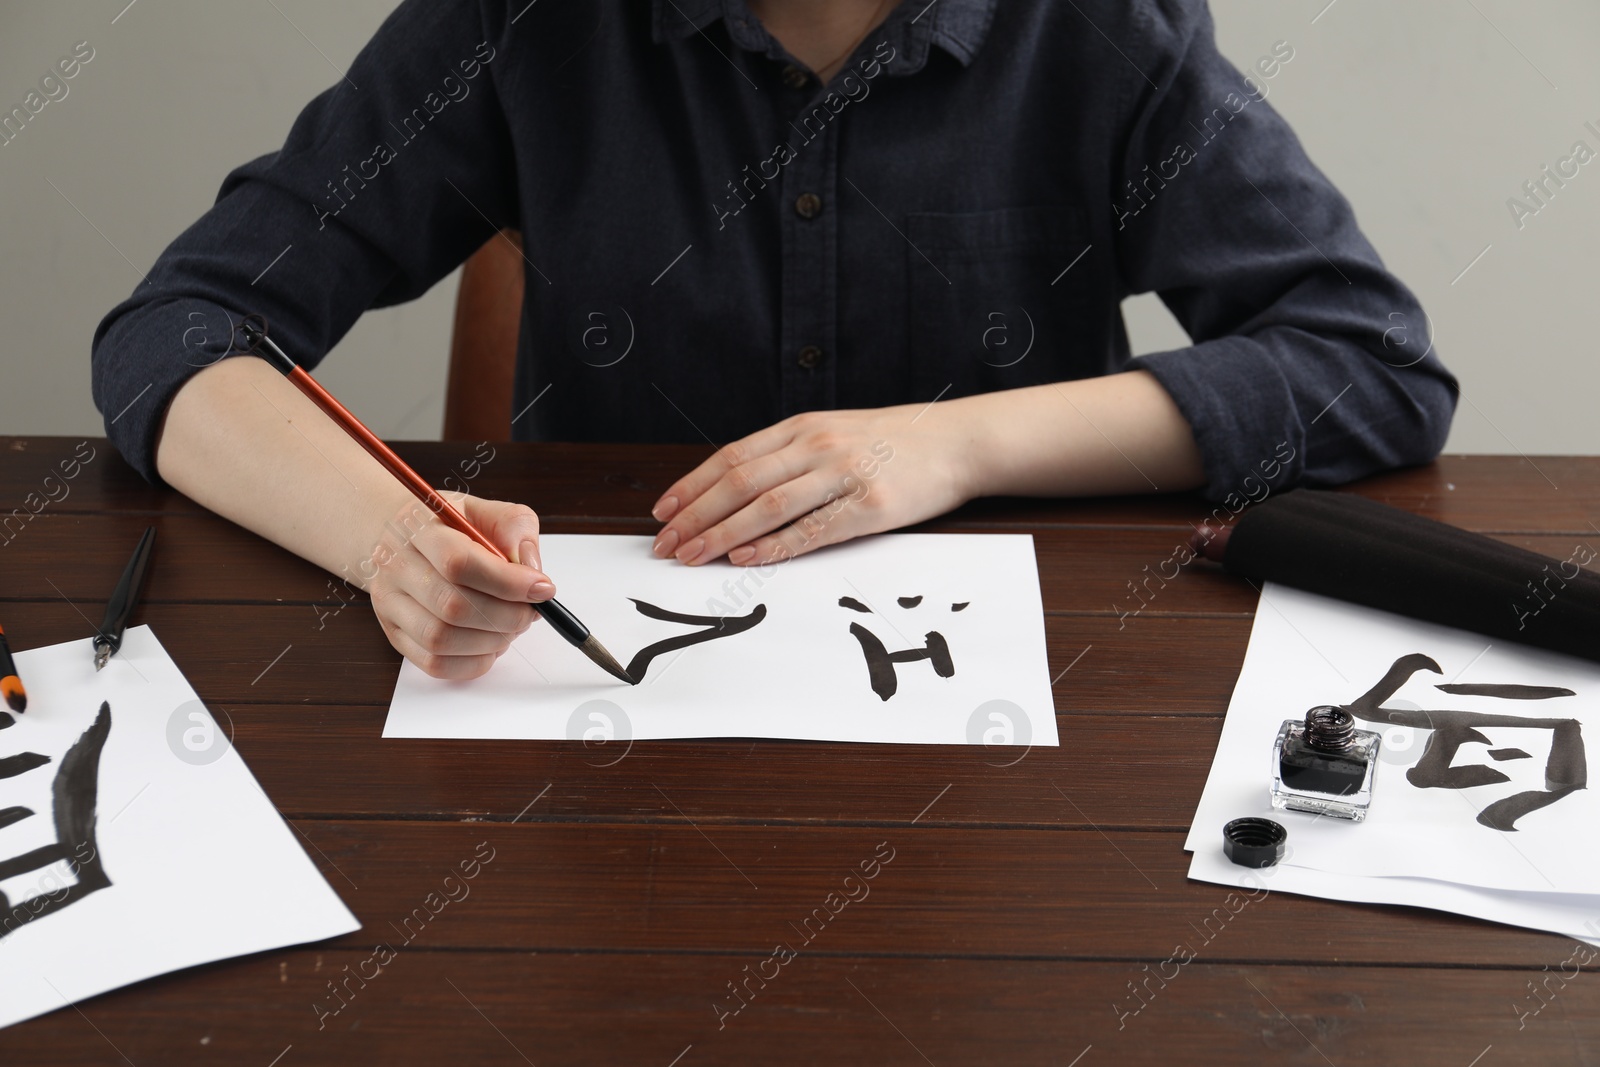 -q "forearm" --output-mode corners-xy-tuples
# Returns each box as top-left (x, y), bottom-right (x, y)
(950, 370), (1206, 499)
(154, 356), (416, 590)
